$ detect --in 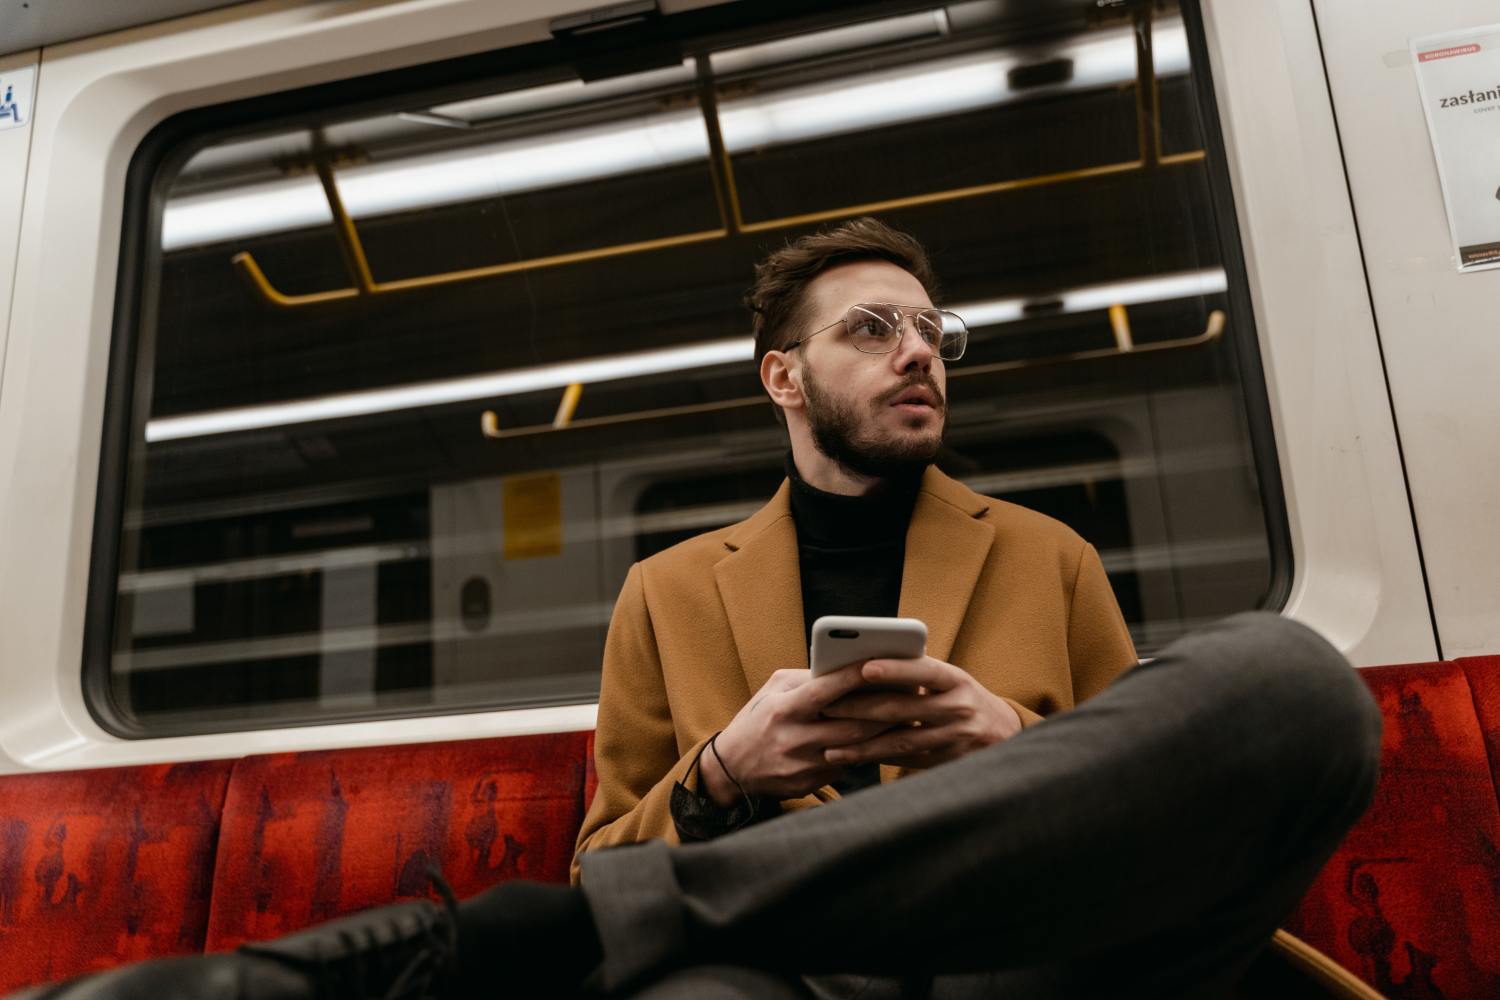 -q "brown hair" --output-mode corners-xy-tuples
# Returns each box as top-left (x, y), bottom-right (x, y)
(746, 217), (937, 369)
